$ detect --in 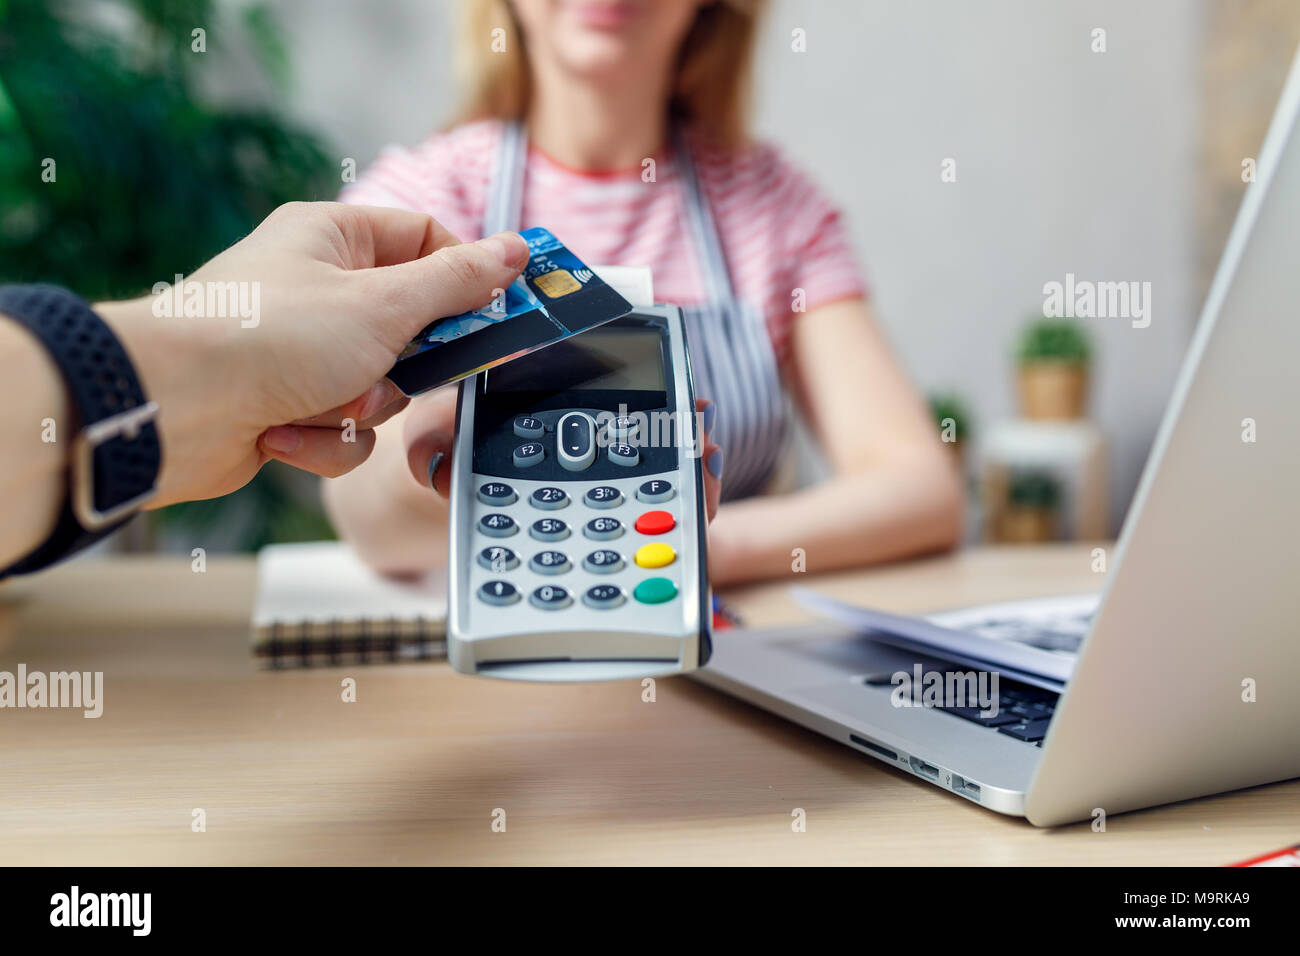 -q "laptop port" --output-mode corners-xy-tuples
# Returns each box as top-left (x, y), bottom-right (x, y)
(951, 774), (982, 800)
(908, 756), (940, 780)
(849, 734), (898, 761)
